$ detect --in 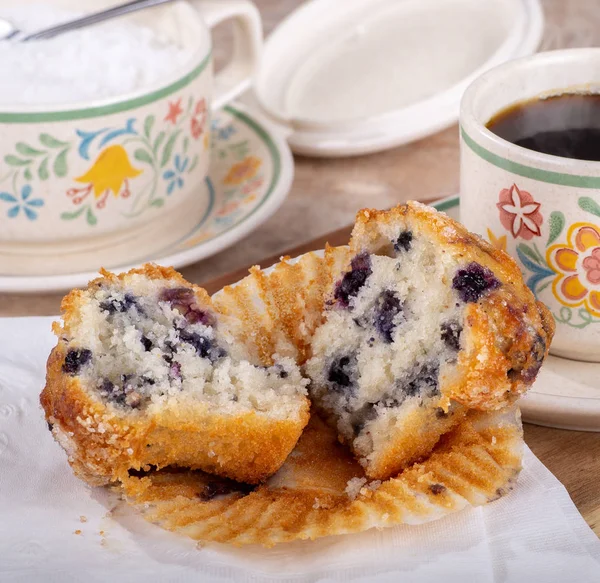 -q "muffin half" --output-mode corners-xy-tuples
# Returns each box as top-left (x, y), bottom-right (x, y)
(306, 202), (554, 480)
(41, 264), (310, 486)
